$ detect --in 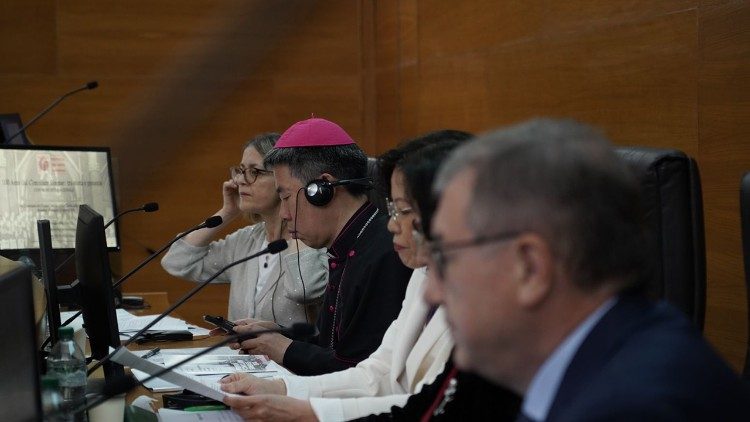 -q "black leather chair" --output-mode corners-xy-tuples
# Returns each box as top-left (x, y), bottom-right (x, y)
(614, 147), (707, 331)
(739, 172), (750, 379)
